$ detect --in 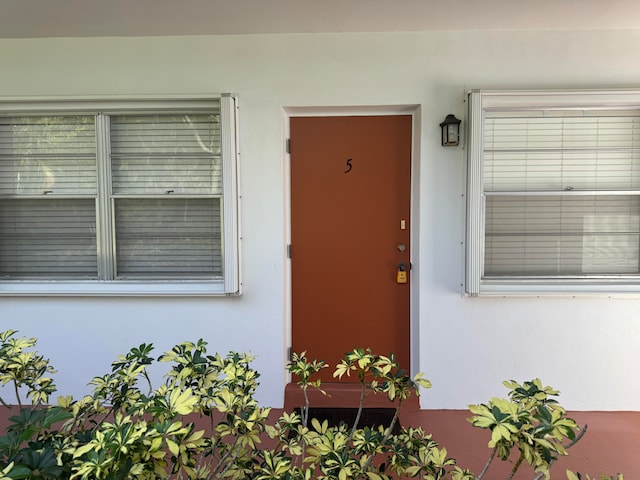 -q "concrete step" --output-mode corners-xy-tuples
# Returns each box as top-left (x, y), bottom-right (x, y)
(284, 382), (420, 411)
